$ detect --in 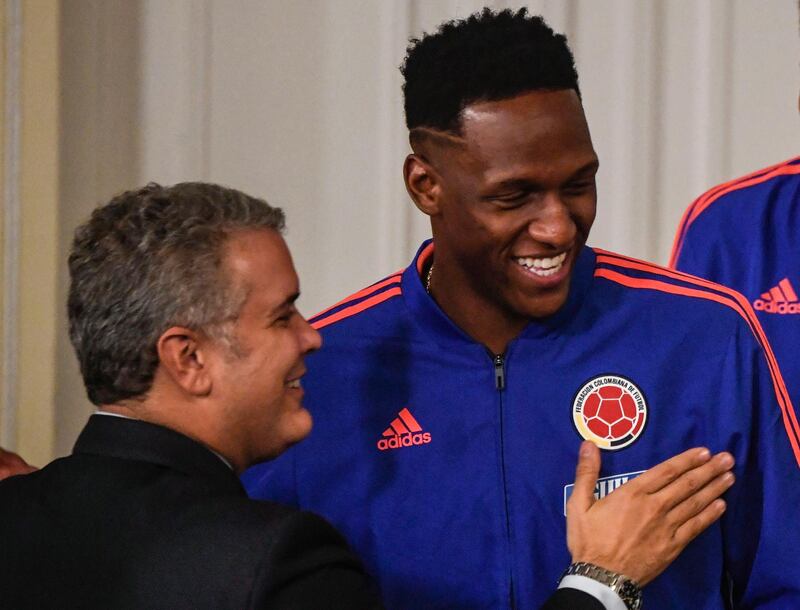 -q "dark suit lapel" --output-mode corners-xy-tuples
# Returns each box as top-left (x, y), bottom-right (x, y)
(73, 415), (244, 495)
